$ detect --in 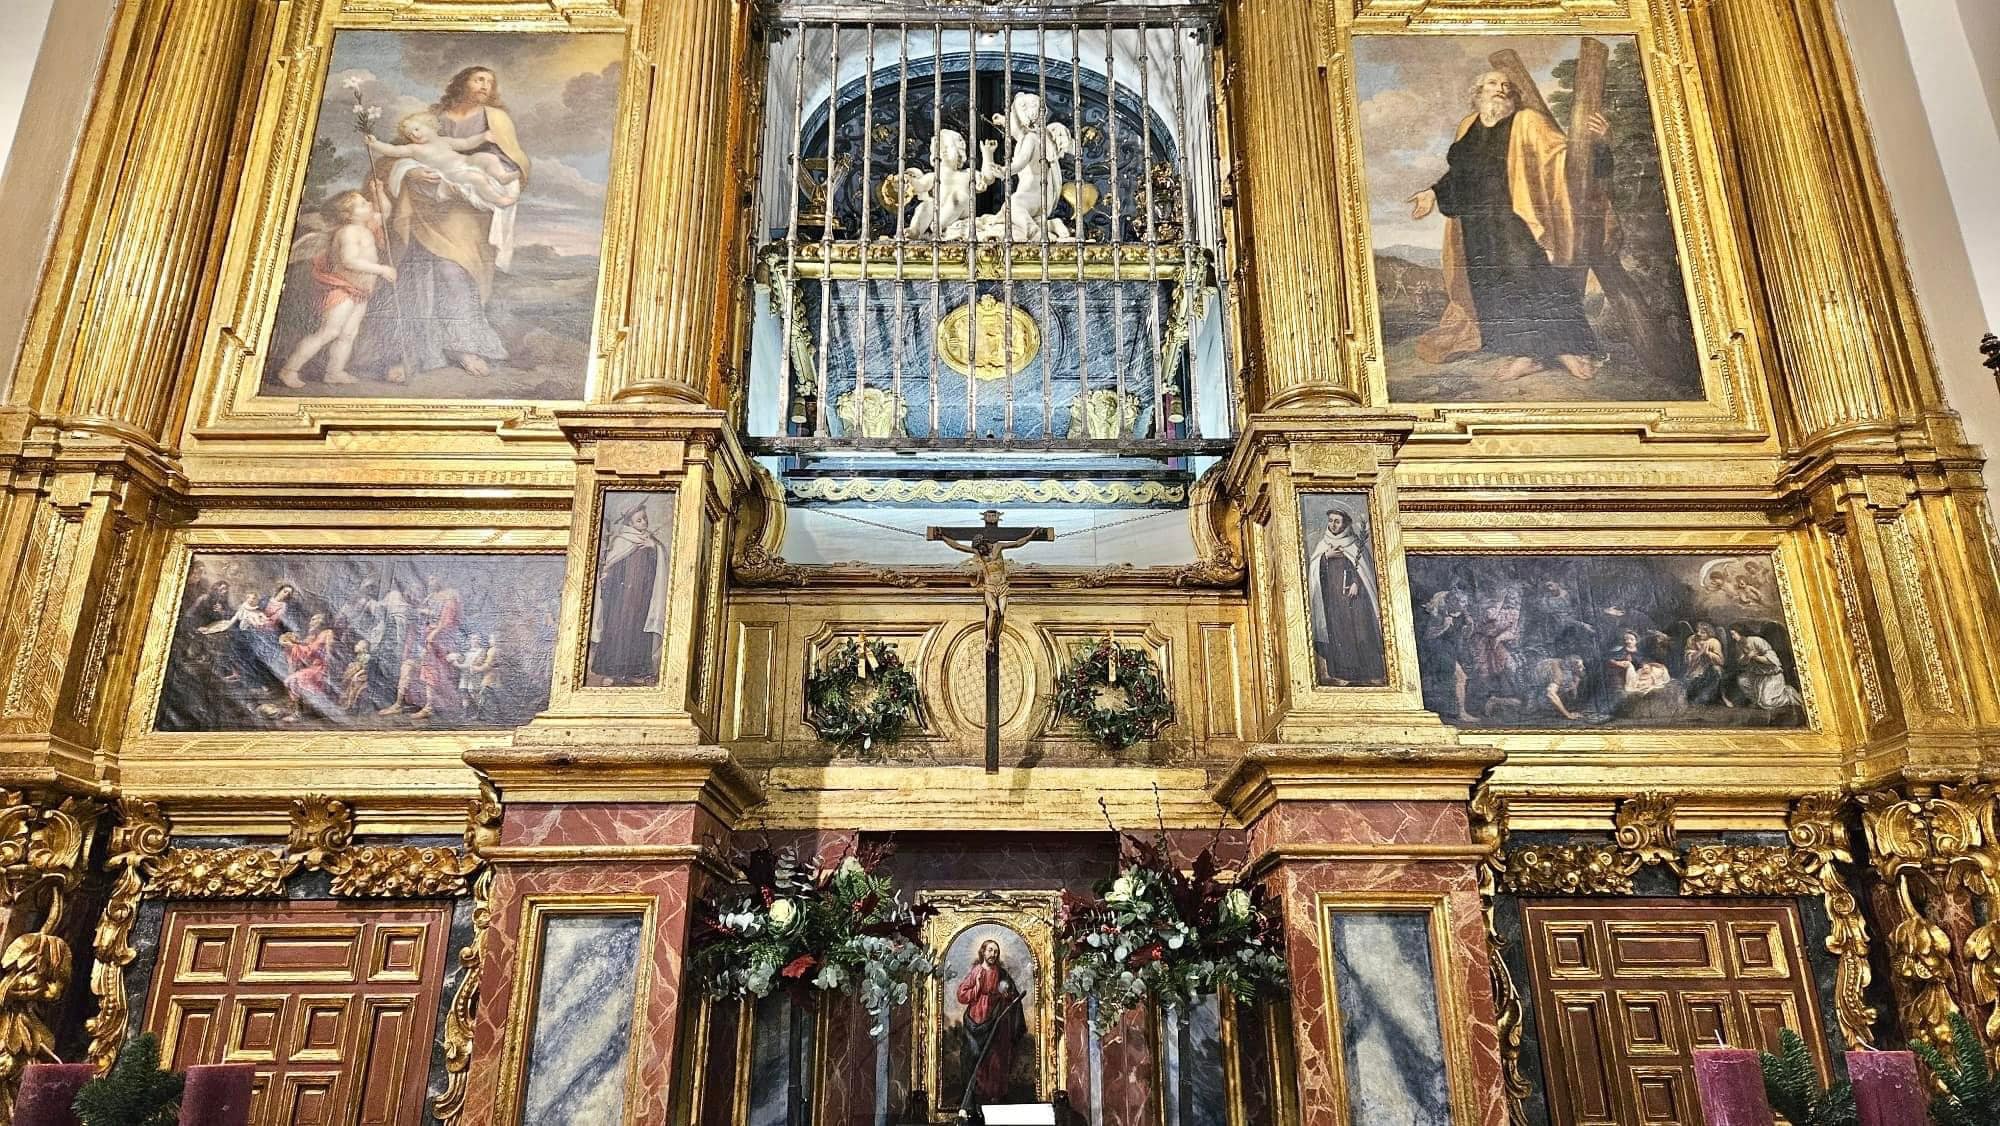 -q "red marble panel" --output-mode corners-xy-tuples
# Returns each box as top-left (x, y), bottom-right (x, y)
(1247, 799), (1470, 856)
(1099, 1003), (1158, 1126)
(461, 858), (698, 1126)
(816, 993), (878, 1126)
(1265, 857), (1504, 1126)
(499, 802), (706, 847)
